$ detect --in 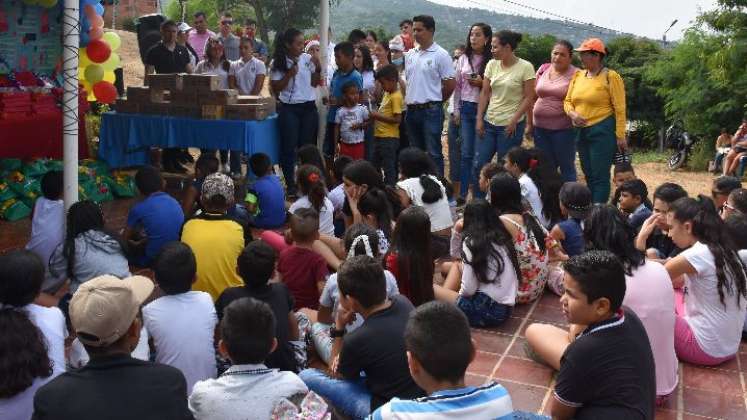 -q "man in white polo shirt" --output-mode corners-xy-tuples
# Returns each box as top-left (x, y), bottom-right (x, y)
(403, 15), (456, 176)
